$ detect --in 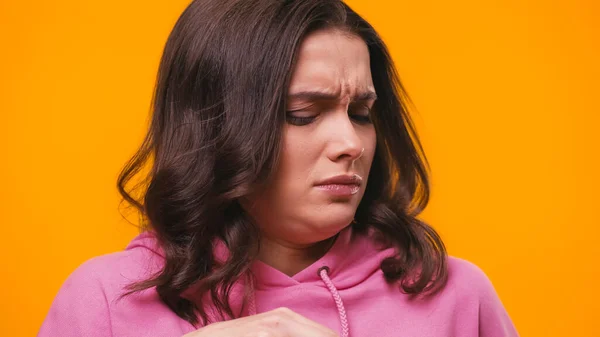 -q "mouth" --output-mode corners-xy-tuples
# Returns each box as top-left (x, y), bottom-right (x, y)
(314, 174), (363, 197)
